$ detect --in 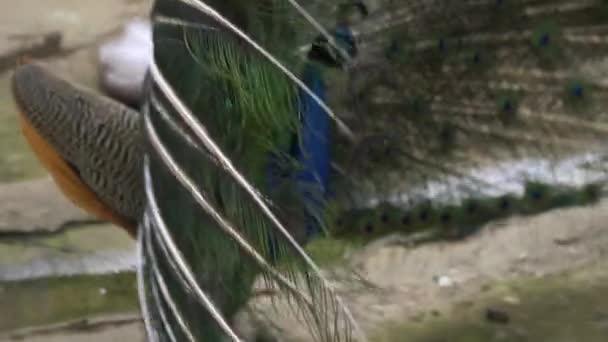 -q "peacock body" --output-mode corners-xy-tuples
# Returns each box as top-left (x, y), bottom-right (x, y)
(10, 0), (608, 340)
(141, 0), (608, 339)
